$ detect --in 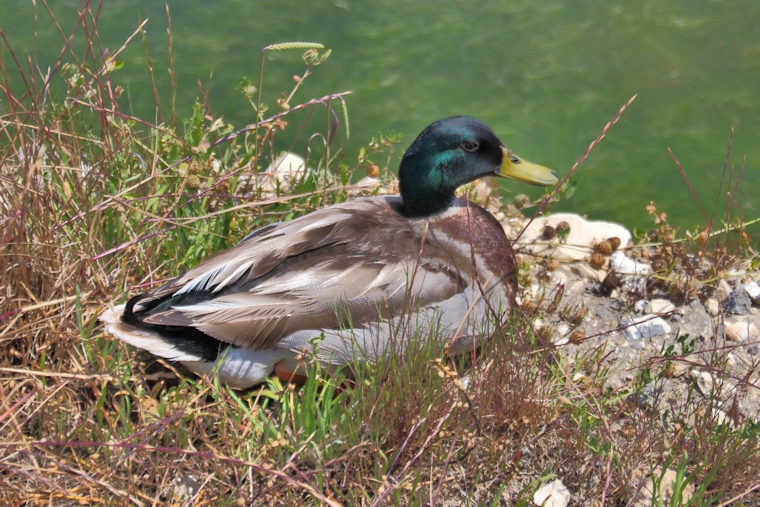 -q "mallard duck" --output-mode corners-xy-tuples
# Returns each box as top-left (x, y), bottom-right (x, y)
(100, 116), (558, 388)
